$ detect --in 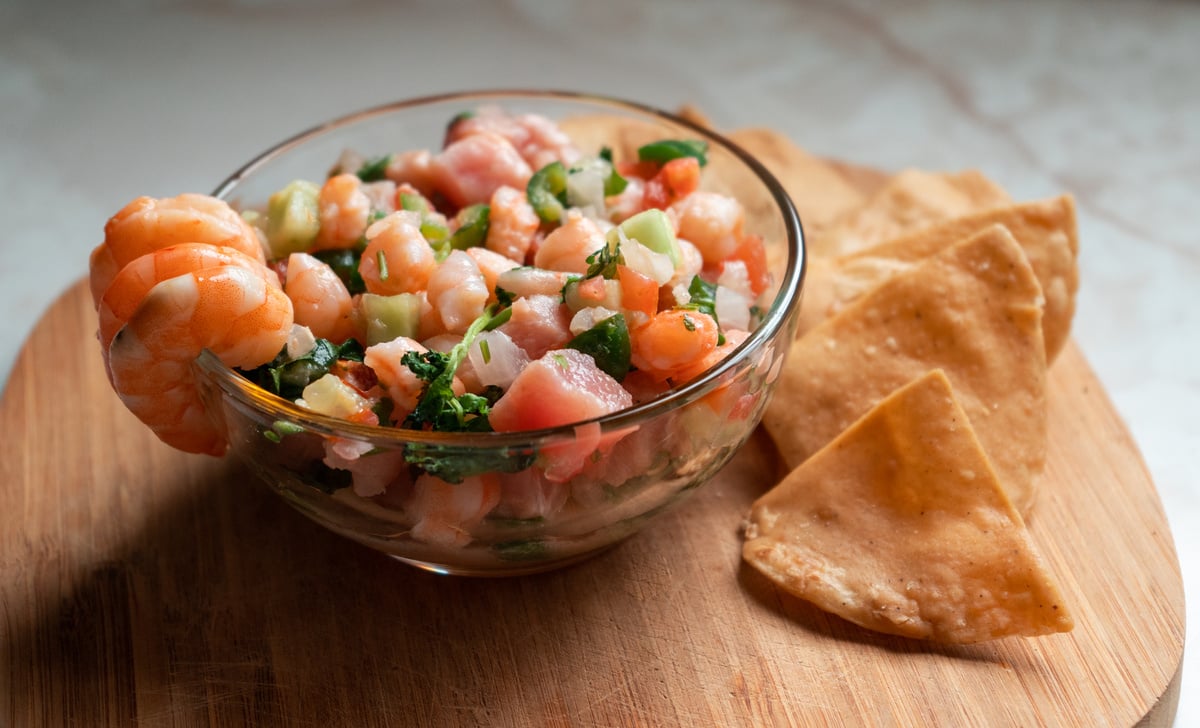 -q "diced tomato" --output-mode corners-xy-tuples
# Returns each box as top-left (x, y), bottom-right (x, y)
(642, 157), (701, 210)
(660, 157), (701, 198)
(576, 276), (609, 305)
(616, 160), (660, 180)
(616, 264), (658, 320)
(331, 359), (379, 396)
(720, 233), (770, 297)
